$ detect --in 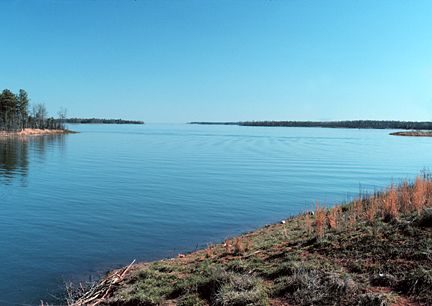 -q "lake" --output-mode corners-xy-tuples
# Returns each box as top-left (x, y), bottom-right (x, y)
(0, 124), (431, 304)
